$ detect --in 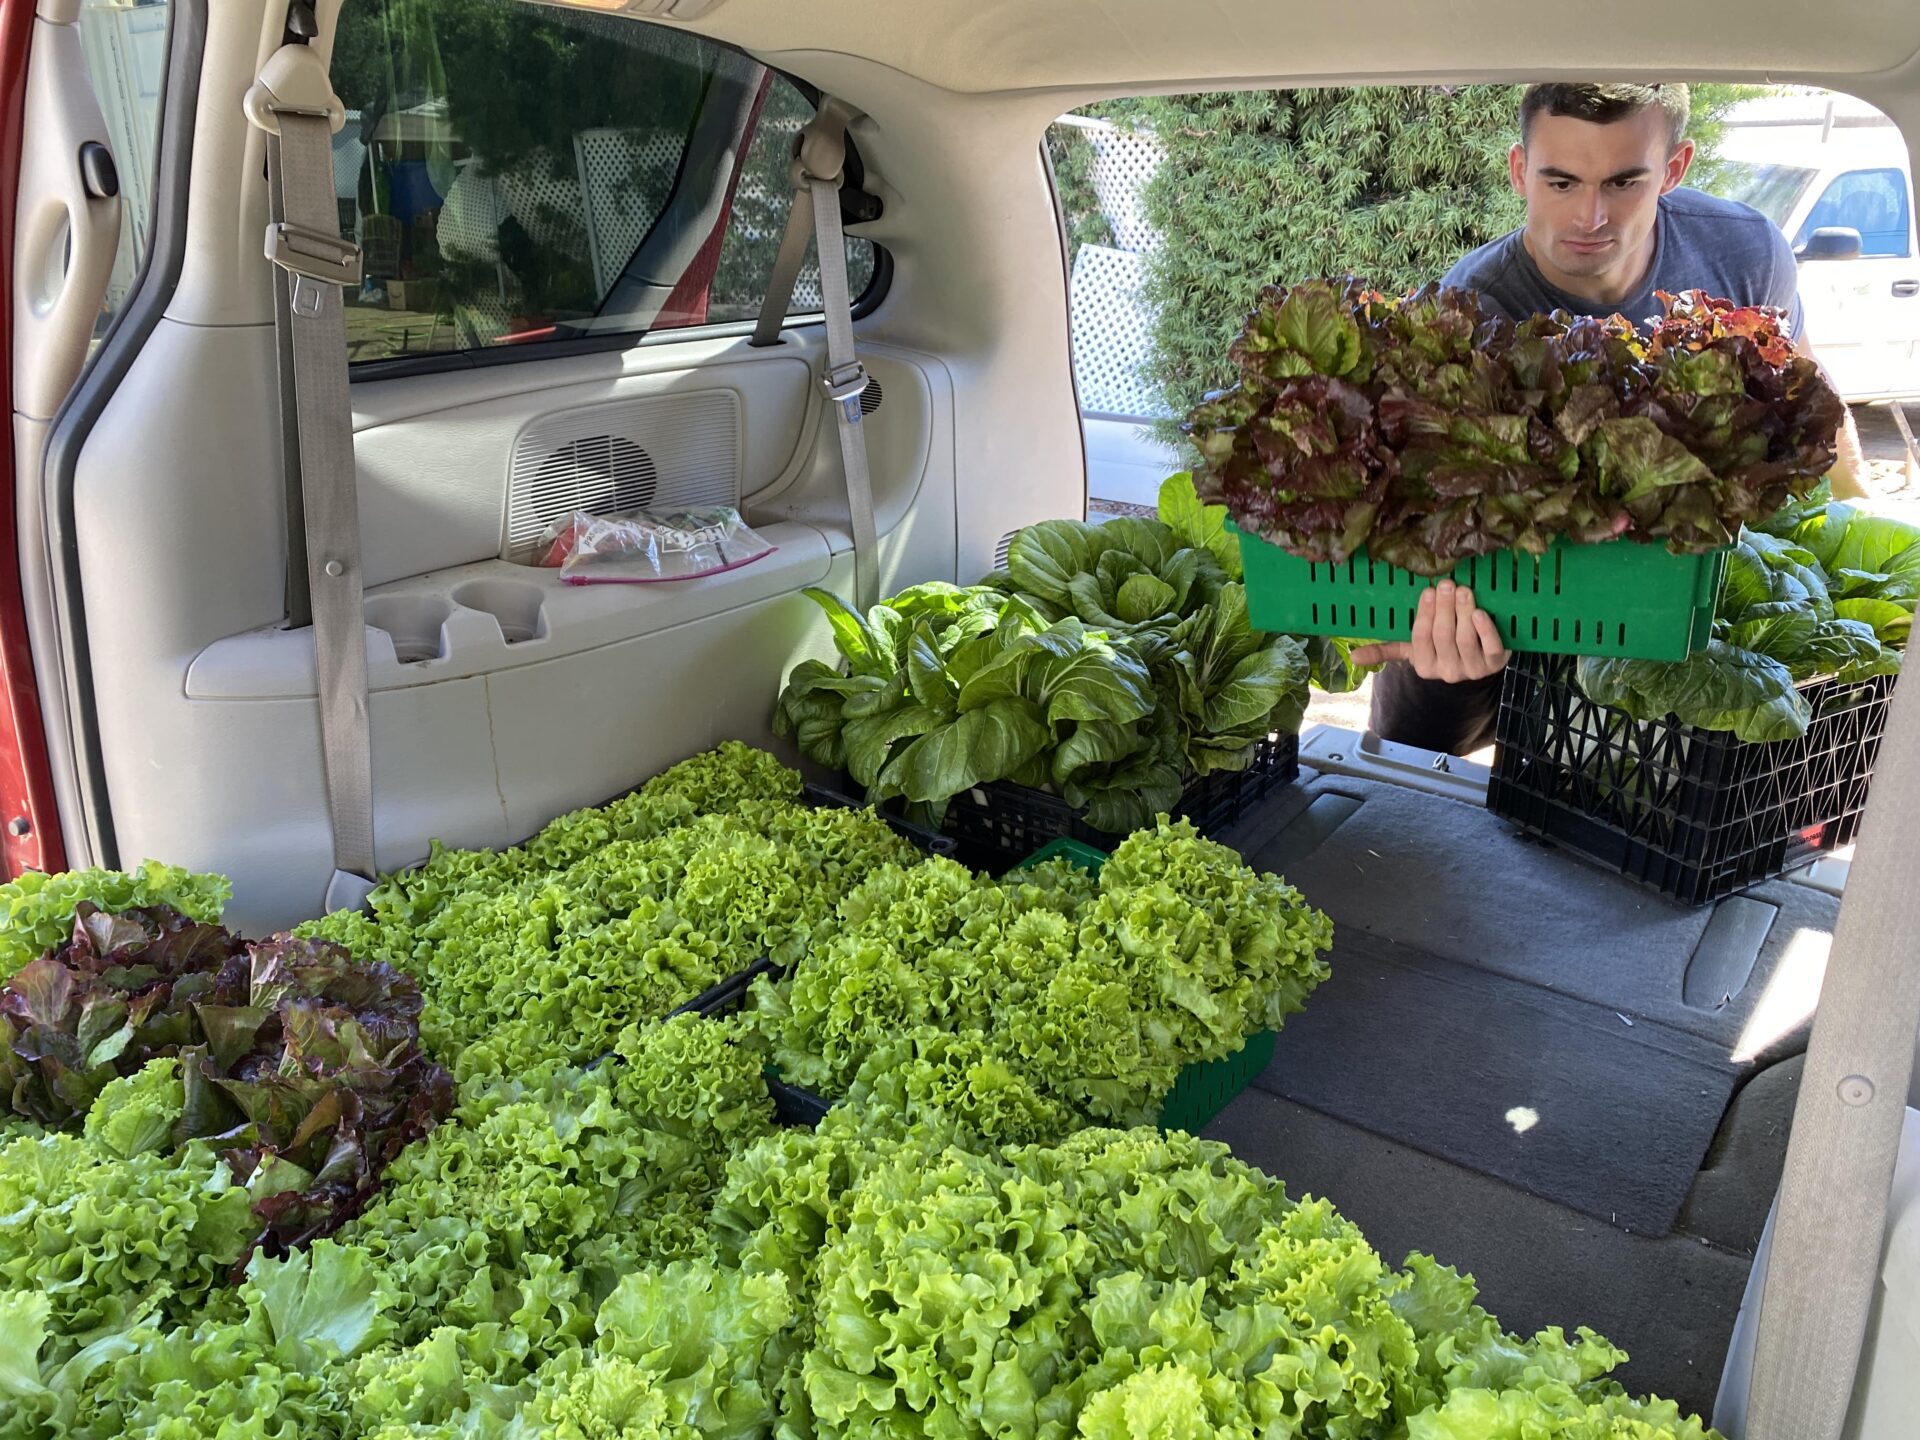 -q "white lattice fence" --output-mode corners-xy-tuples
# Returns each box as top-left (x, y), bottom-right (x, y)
(1058, 116), (1171, 419)
(1071, 245), (1162, 417)
(576, 129), (688, 294)
(437, 162), (508, 265)
(1079, 121), (1163, 254)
